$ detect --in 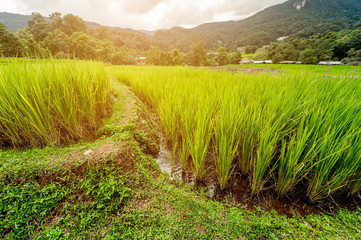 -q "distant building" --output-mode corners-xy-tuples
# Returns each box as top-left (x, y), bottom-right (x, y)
(135, 57), (147, 65)
(279, 61), (304, 64)
(318, 61), (342, 65)
(238, 59), (273, 64)
(277, 36), (289, 41)
(239, 60), (253, 64)
(251, 60), (273, 64)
